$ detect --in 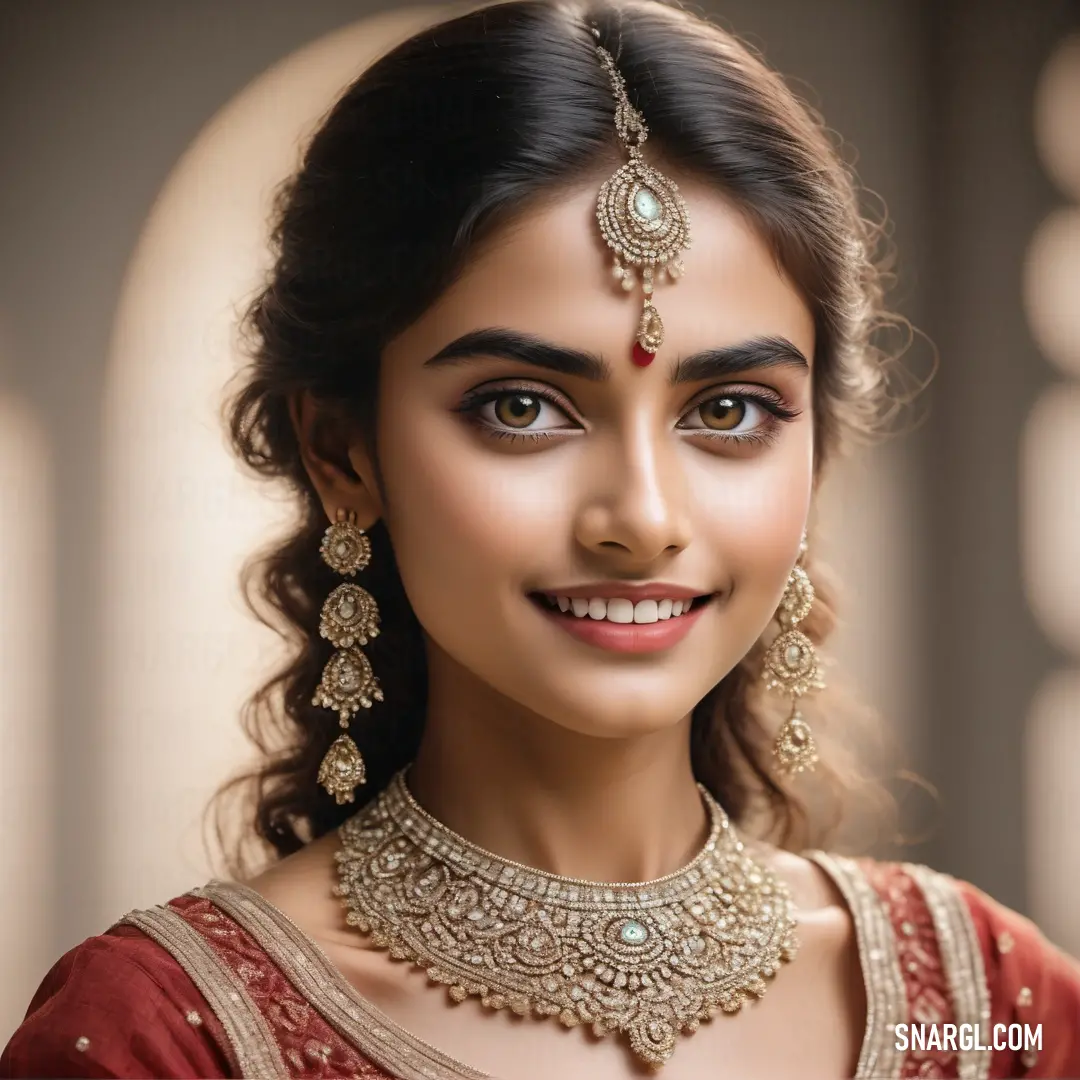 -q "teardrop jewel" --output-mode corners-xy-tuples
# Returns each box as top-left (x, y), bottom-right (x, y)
(773, 708), (819, 776)
(637, 300), (664, 353)
(318, 733), (367, 804)
(312, 648), (384, 723)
